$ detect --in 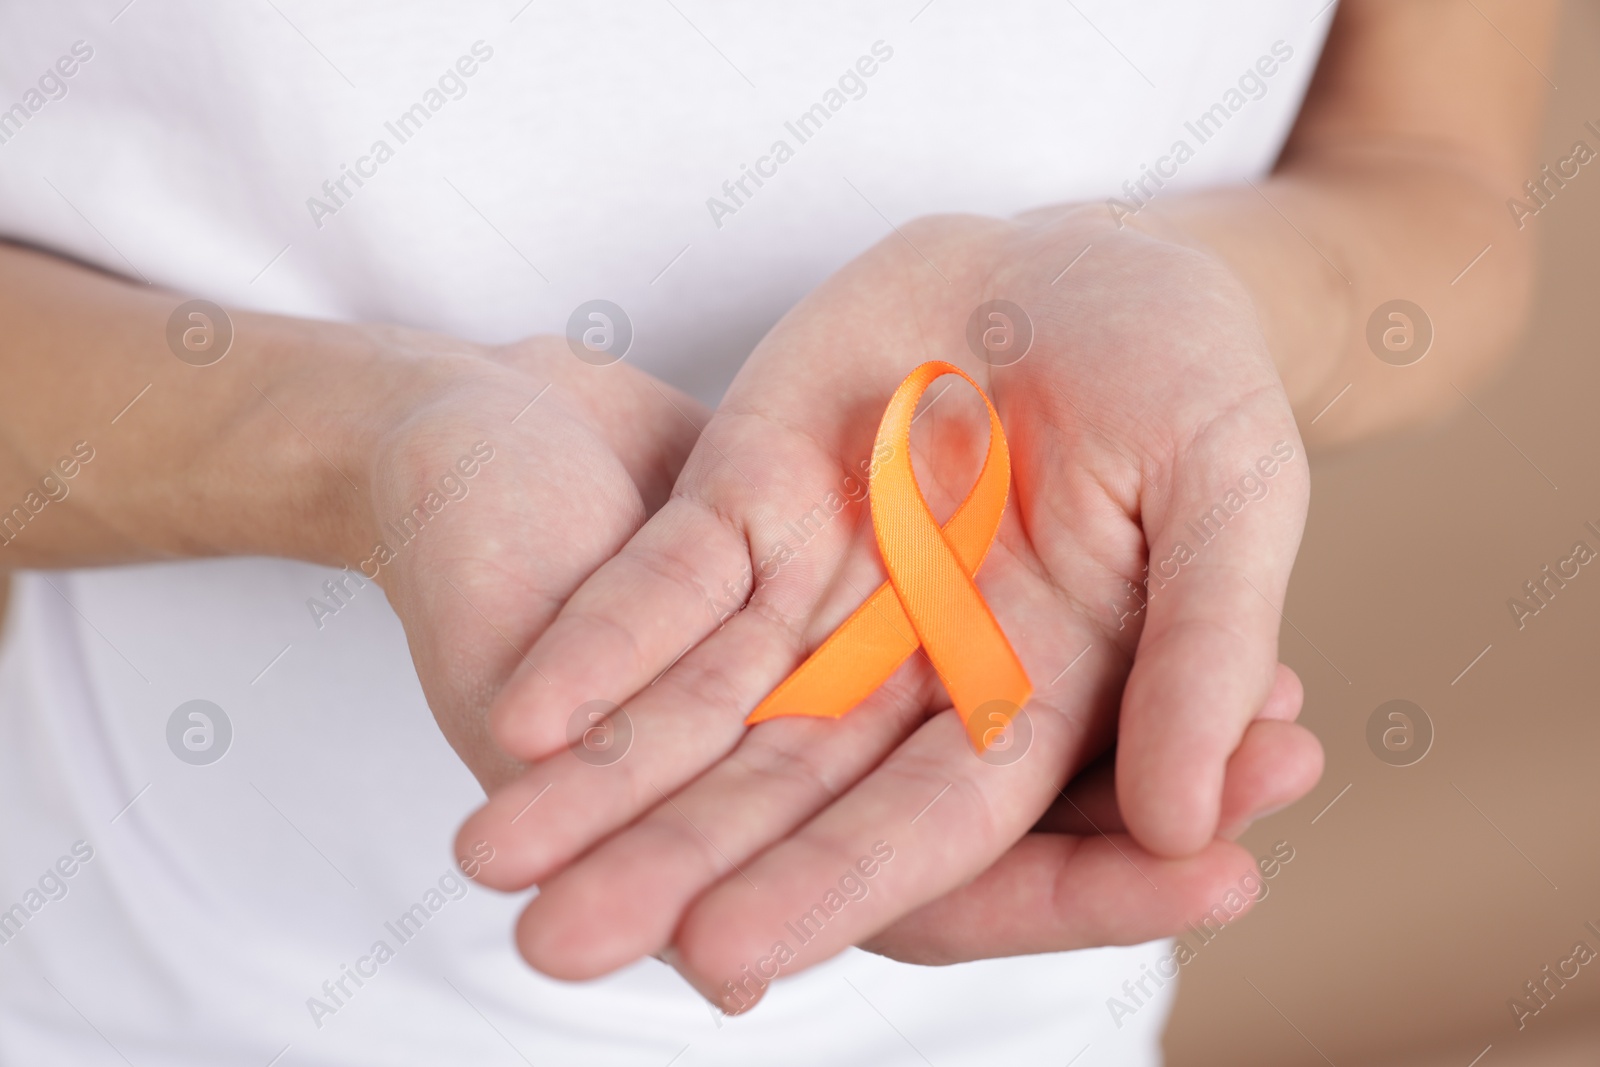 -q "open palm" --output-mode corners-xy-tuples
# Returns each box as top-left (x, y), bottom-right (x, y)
(460, 209), (1321, 1007)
